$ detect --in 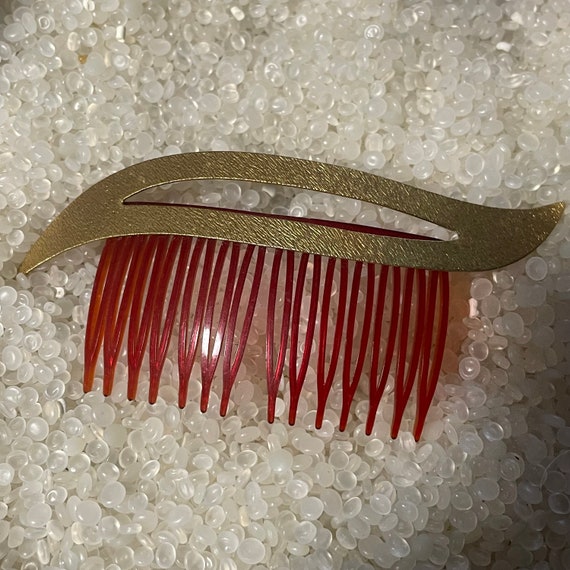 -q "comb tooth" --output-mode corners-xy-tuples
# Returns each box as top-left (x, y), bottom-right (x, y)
(390, 269), (427, 438)
(127, 236), (165, 400)
(148, 237), (191, 402)
(178, 239), (211, 408)
(122, 236), (155, 400)
(148, 237), (186, 404)
(102, 240), (136, 395)
(413, 271), (450, 441)
(199, 242), (240, 413)
(363, 264), (389, 432)
(339, 262), (376, 432)
(412, 270), (438, 436)
(315, 258), (348, 429)
(220, 245), (264, 416)
(220, 246), (265, 415)
(266, 250), (295, 423)
(84, 237), (119, 393)
(390, 269), (428, 439)
(288, 254), (321, 426)
(366, 266), (401, 435)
